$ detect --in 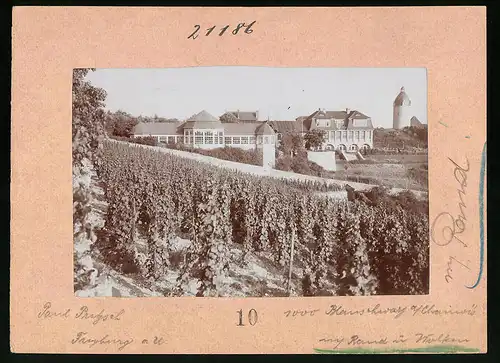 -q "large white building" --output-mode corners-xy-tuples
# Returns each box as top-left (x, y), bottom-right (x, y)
(393, 86), (413, 129)
(133, 110), (277, 168)
(300, 108), (375, 152)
